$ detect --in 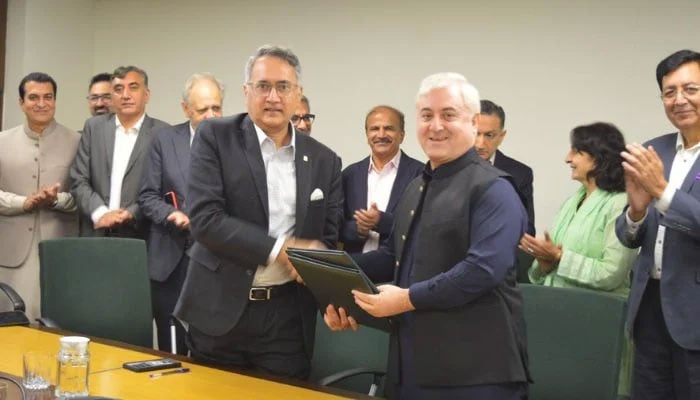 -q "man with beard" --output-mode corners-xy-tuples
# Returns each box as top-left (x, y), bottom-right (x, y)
(291, 95), (314, 135)
(86, 73), (112, 117)
(340, 105), (423, 254)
